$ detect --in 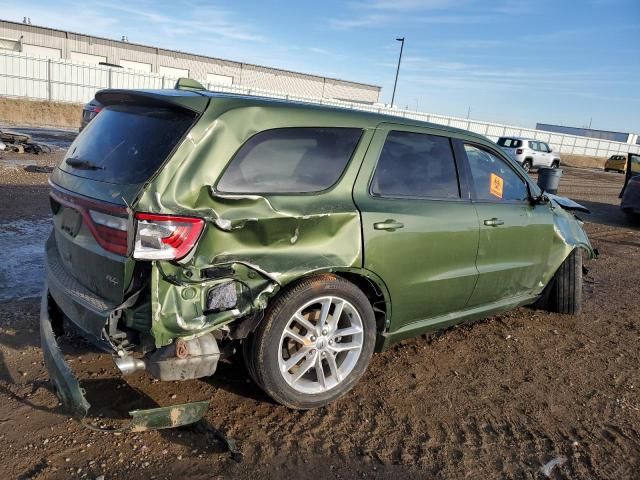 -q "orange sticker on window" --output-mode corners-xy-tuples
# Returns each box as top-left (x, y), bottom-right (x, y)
(490, 173), (504, 198)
